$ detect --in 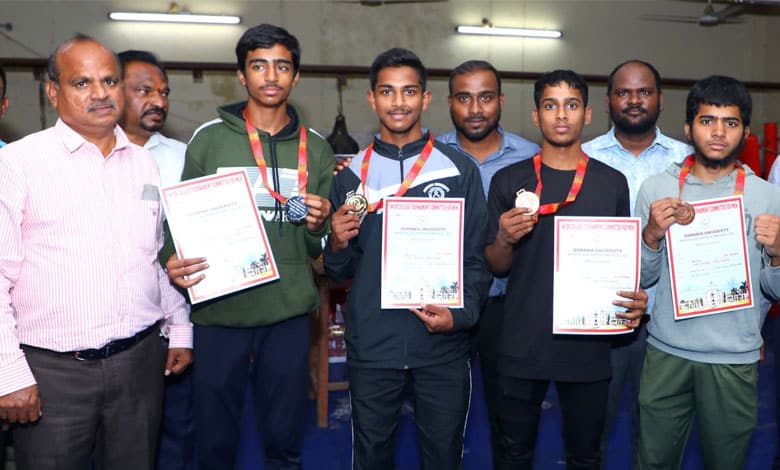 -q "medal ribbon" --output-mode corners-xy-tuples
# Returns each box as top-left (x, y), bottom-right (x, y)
(243, 108), (308, 204)
(677, 154), (745, 197)
(533, 151), (589, 215)
(359, 134), (435, 212)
